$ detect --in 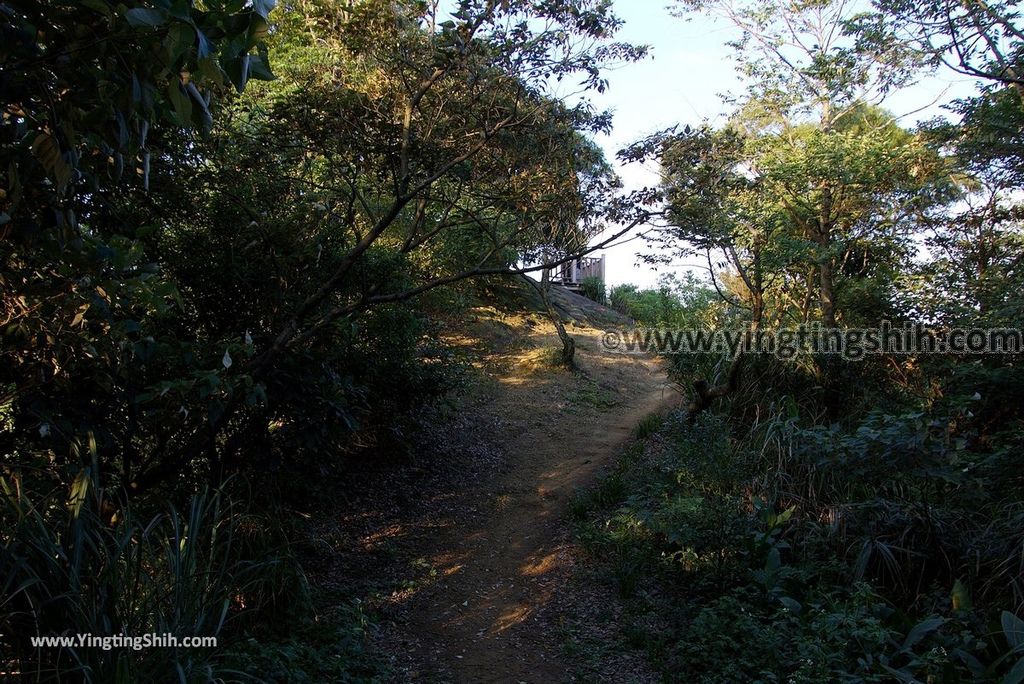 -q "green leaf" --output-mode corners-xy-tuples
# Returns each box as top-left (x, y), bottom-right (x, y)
(79, 0), (112, 14)
(246, 54), (275, 81)
(246, 16), (271, 46)
(775, 505), (796, 525)
(1004, 657), (1024, 684)
(195, 26), (213, 58)
(197, 57), (225, 87)
(1004, 611), (1024, 650)
(251, 0), (276, 20)
(778, 596), (801, 614)
(951, 579), (972, 611)
(69, 467), (92, 518)
(880, 664), (919, 682)
(901, 616), (944, 652)
(124, 7), (168, 29)
(224, 56), (249, 92)
(163, 23), (194, 63)
(167, 81), (192, 126)
(765, 546), (781, 572)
